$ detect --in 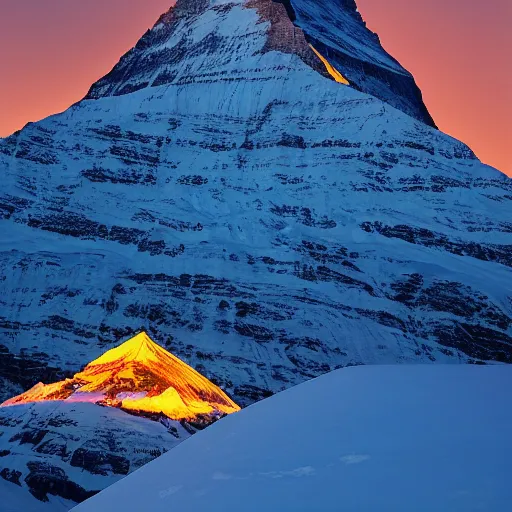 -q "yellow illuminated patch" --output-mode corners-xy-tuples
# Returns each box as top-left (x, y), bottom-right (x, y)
(310, 44), (350, 85)
(1, 332), (240, 421)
